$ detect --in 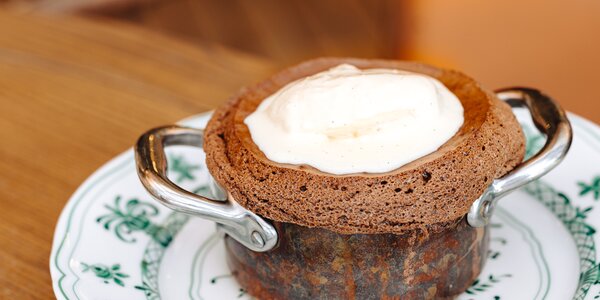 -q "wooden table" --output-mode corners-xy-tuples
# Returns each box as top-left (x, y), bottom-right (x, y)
(0, 11), (275, 299)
